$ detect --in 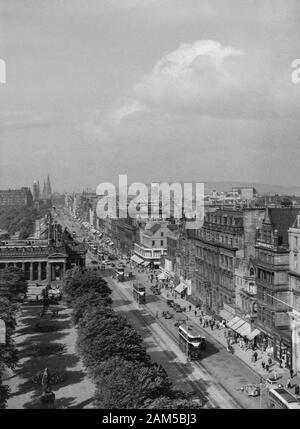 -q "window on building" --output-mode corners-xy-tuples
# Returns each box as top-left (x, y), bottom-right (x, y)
(160, 240), (164, 246)
(161, 232), (164, 237)
(152, 240), (155, 246)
